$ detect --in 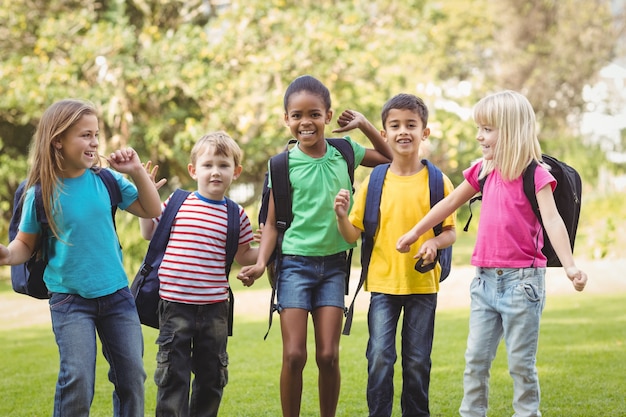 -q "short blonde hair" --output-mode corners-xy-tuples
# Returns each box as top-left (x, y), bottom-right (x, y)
(473, 90), (543, 181)
(190, 131), (242, 167)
